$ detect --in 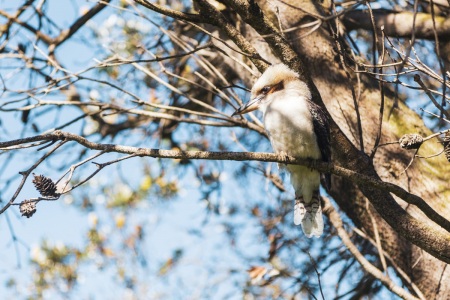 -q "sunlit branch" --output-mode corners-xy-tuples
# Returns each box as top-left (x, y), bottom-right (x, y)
(55, 150), (107, 192)
(63, 153), (138, 194)
(1, 130), (449, 246)
(96, 42), (214, 67)
(342, 9), (450, 40)
(192, 0), (270, 72)
(134, 0), (205, 23)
